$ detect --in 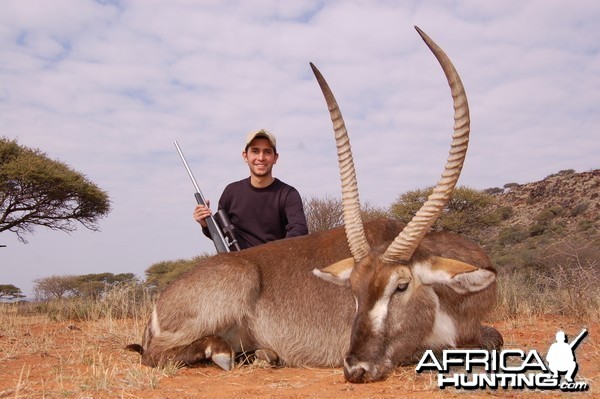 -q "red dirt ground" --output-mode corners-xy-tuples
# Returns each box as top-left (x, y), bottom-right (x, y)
(0, 315), (598, 398)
